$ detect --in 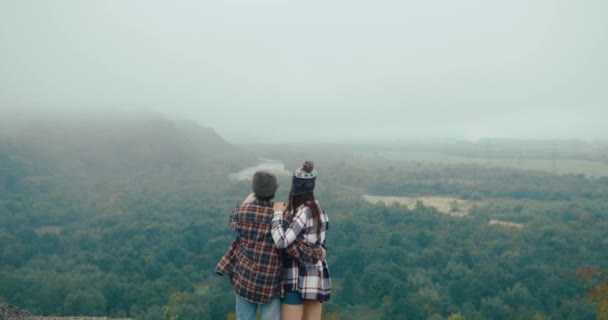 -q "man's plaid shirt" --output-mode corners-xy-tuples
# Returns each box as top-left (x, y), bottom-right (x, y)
(215, 200), (322, 304)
